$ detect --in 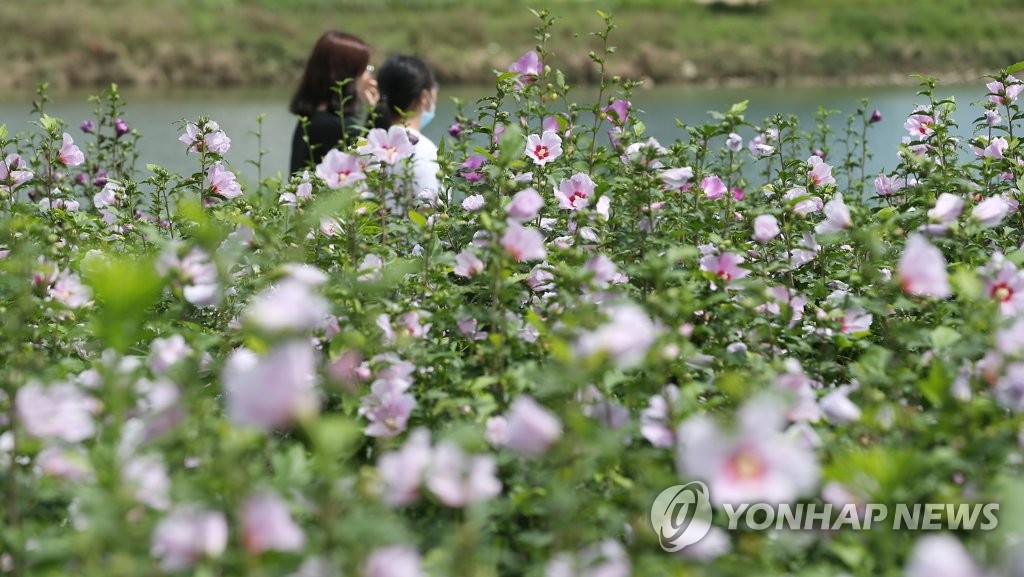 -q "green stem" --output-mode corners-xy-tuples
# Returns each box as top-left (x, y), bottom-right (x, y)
(6, 379), (19, 576)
